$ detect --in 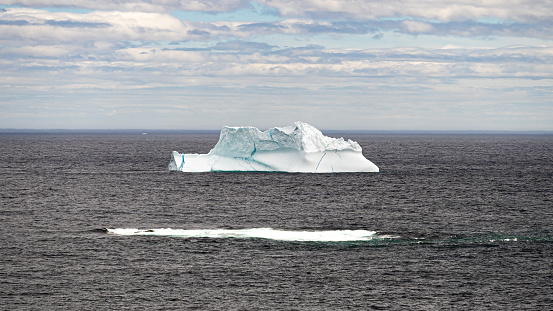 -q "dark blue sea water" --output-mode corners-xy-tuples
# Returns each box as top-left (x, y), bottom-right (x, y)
(1, 132), (552, 310)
